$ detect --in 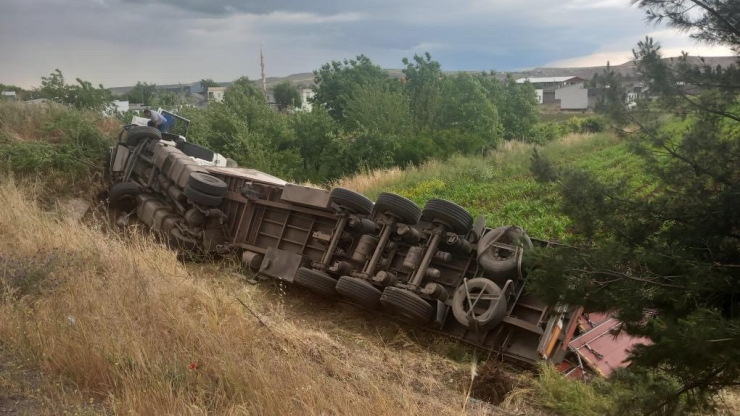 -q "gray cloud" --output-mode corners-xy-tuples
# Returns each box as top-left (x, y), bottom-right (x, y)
(0, 0), (724, 89)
